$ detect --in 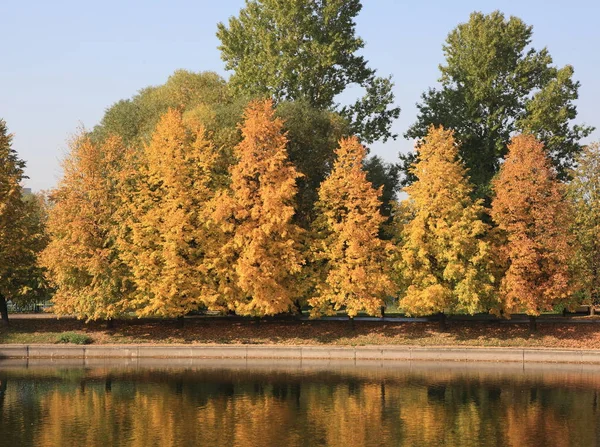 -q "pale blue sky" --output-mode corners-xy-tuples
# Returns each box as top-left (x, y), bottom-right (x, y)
(2, 0), (598, 191)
